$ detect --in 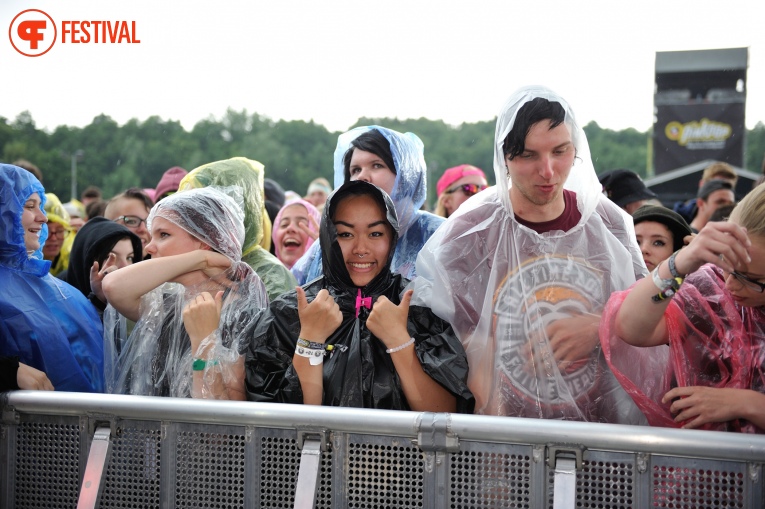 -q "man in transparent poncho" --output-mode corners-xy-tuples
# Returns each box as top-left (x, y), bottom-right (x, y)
(411, 86), (648, 423)
(103, 187), (268, 399)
